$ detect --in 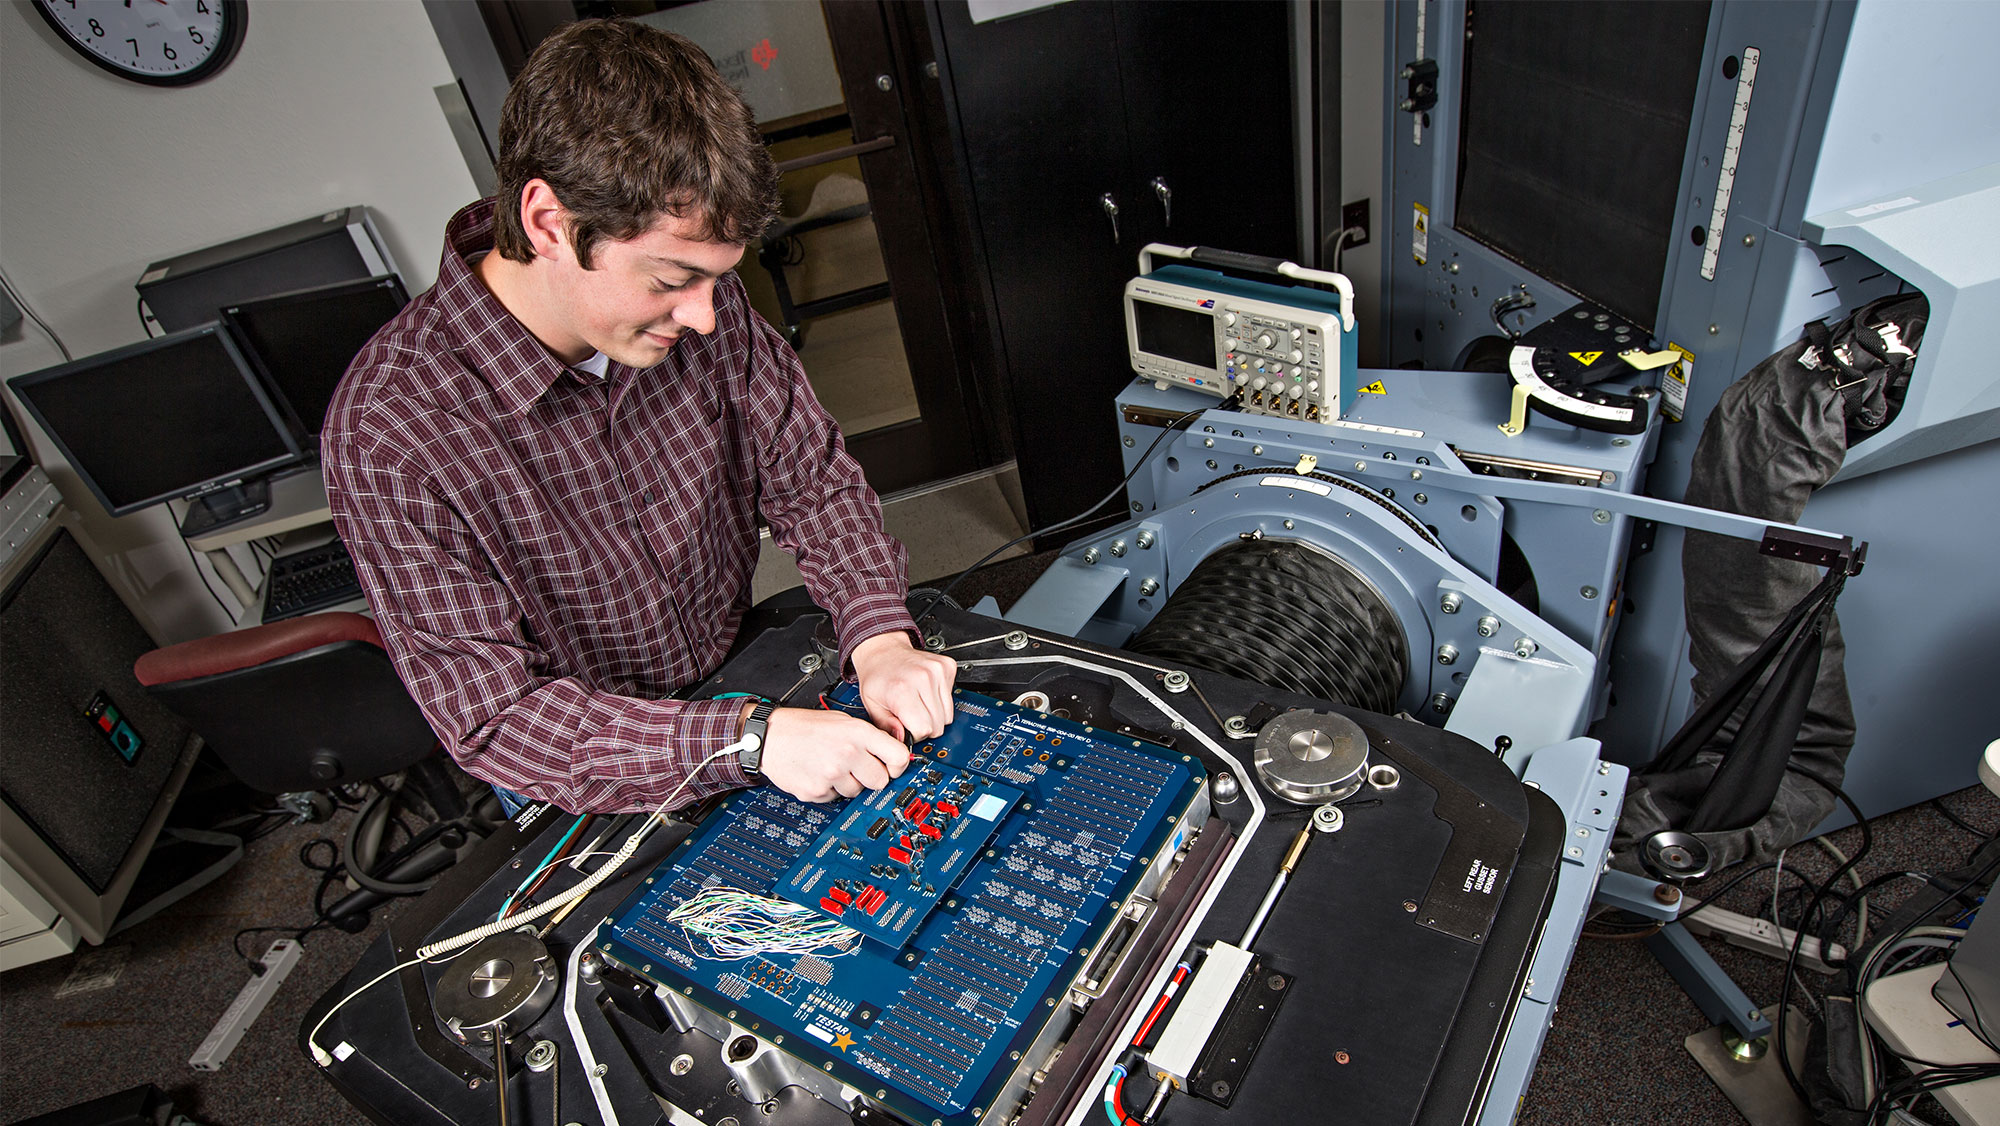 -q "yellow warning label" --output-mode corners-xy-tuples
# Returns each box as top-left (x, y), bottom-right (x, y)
(1569, 351), (1603, 365)
(1358, 380), (1387, 395)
